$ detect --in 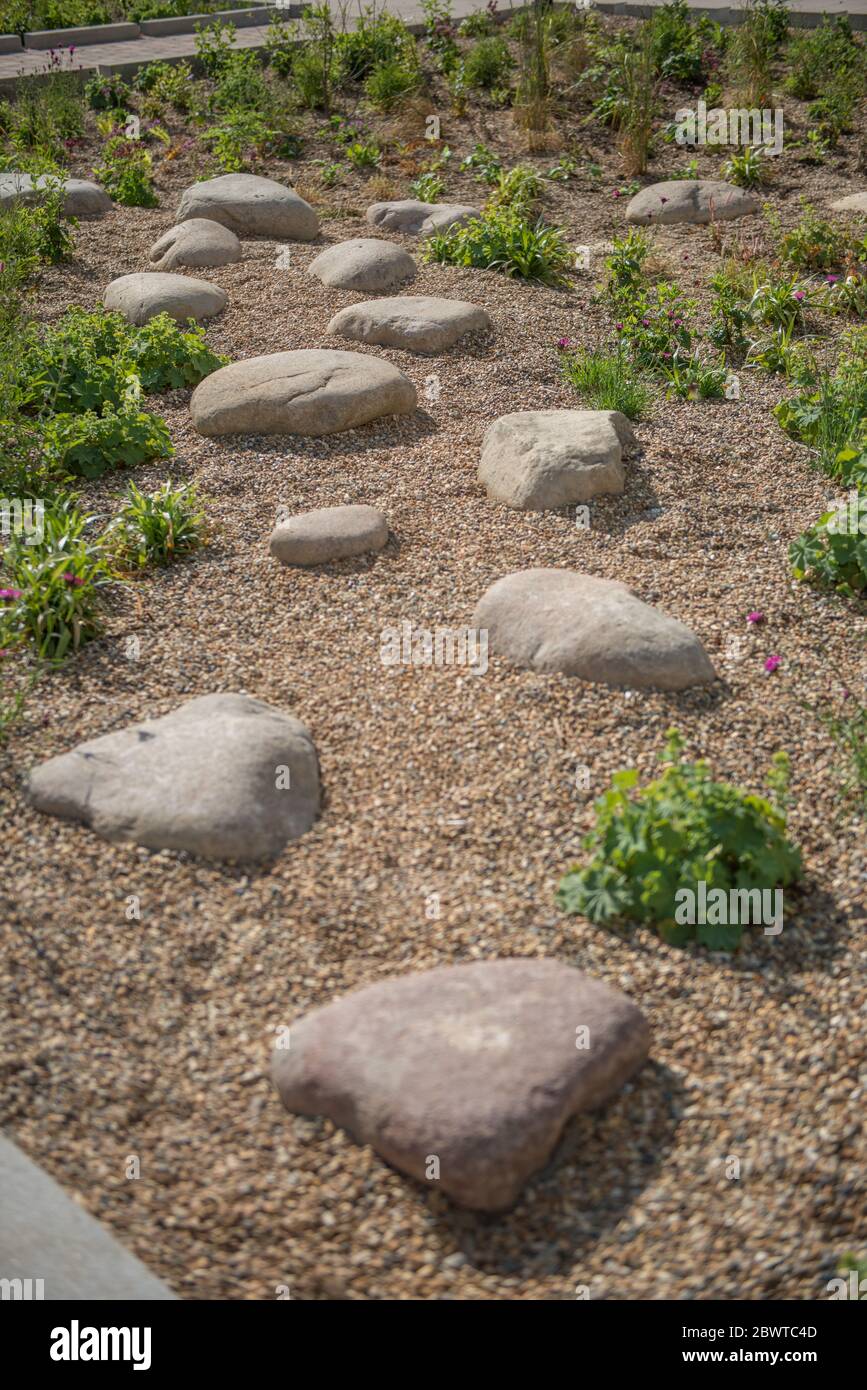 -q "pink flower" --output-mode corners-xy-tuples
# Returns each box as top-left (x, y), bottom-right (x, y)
(557, 337), (572, 349)
(0, 588), (22, 600)
(62, 573), (84, 587)
(660, 196), (668, 204)
(662, 351), (672, 359)
(747, 610), (764, 624)
(764, 654), (781, 673)
(612, 189), (621, 198)
(793, 290), (805, 302)
(826, 274), (839, 284)
(614, 322), (623, 330)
